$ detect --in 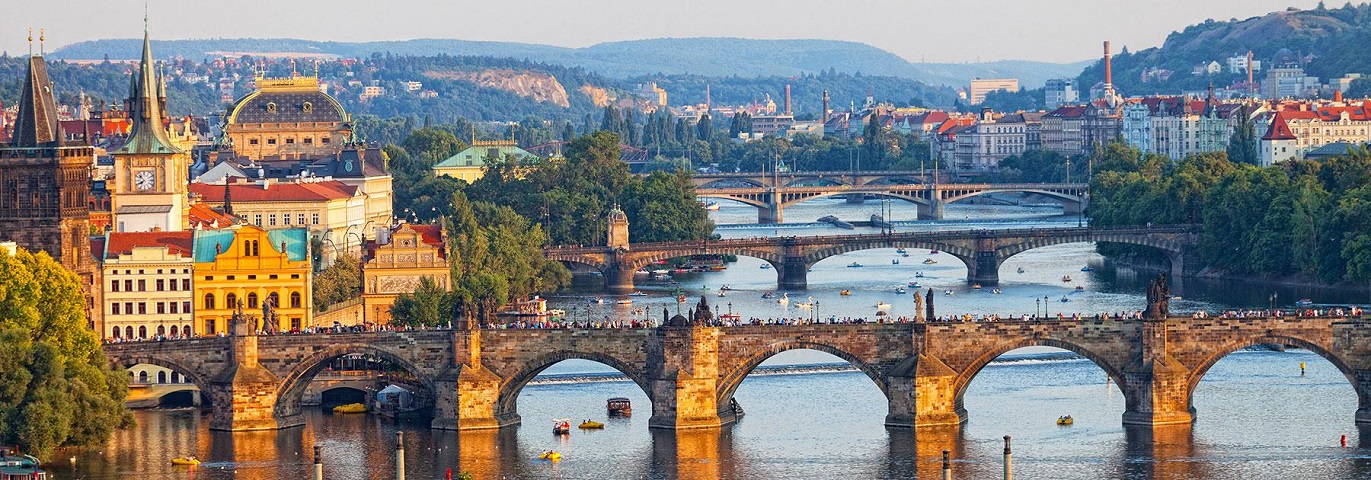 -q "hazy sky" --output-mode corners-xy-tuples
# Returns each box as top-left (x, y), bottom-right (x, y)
(3, 0), (1328, 63)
